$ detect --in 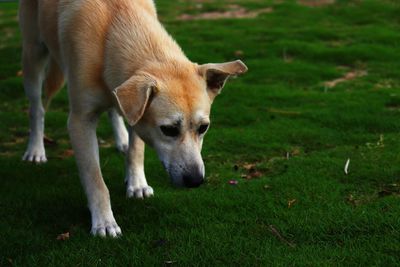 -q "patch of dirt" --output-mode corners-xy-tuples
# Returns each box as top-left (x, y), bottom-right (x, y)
(178, 5), (273, 21)
(298, 0), (335, 7)
(323, 70), (367, 88)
